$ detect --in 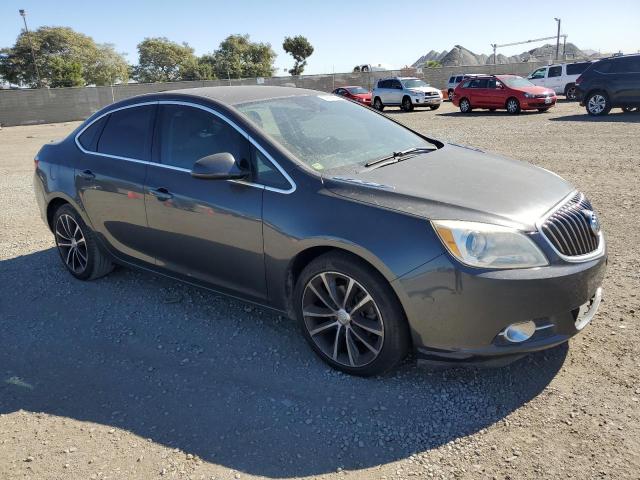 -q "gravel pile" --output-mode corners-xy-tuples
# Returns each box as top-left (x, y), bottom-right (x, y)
(0, 101), (638, 479)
